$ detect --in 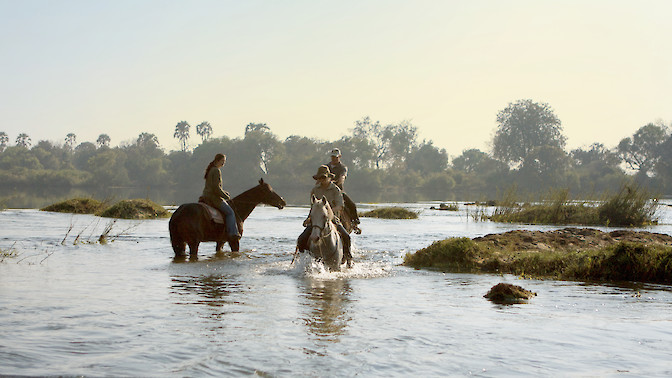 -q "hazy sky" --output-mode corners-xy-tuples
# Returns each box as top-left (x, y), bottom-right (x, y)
(1, 0), (670, 156)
